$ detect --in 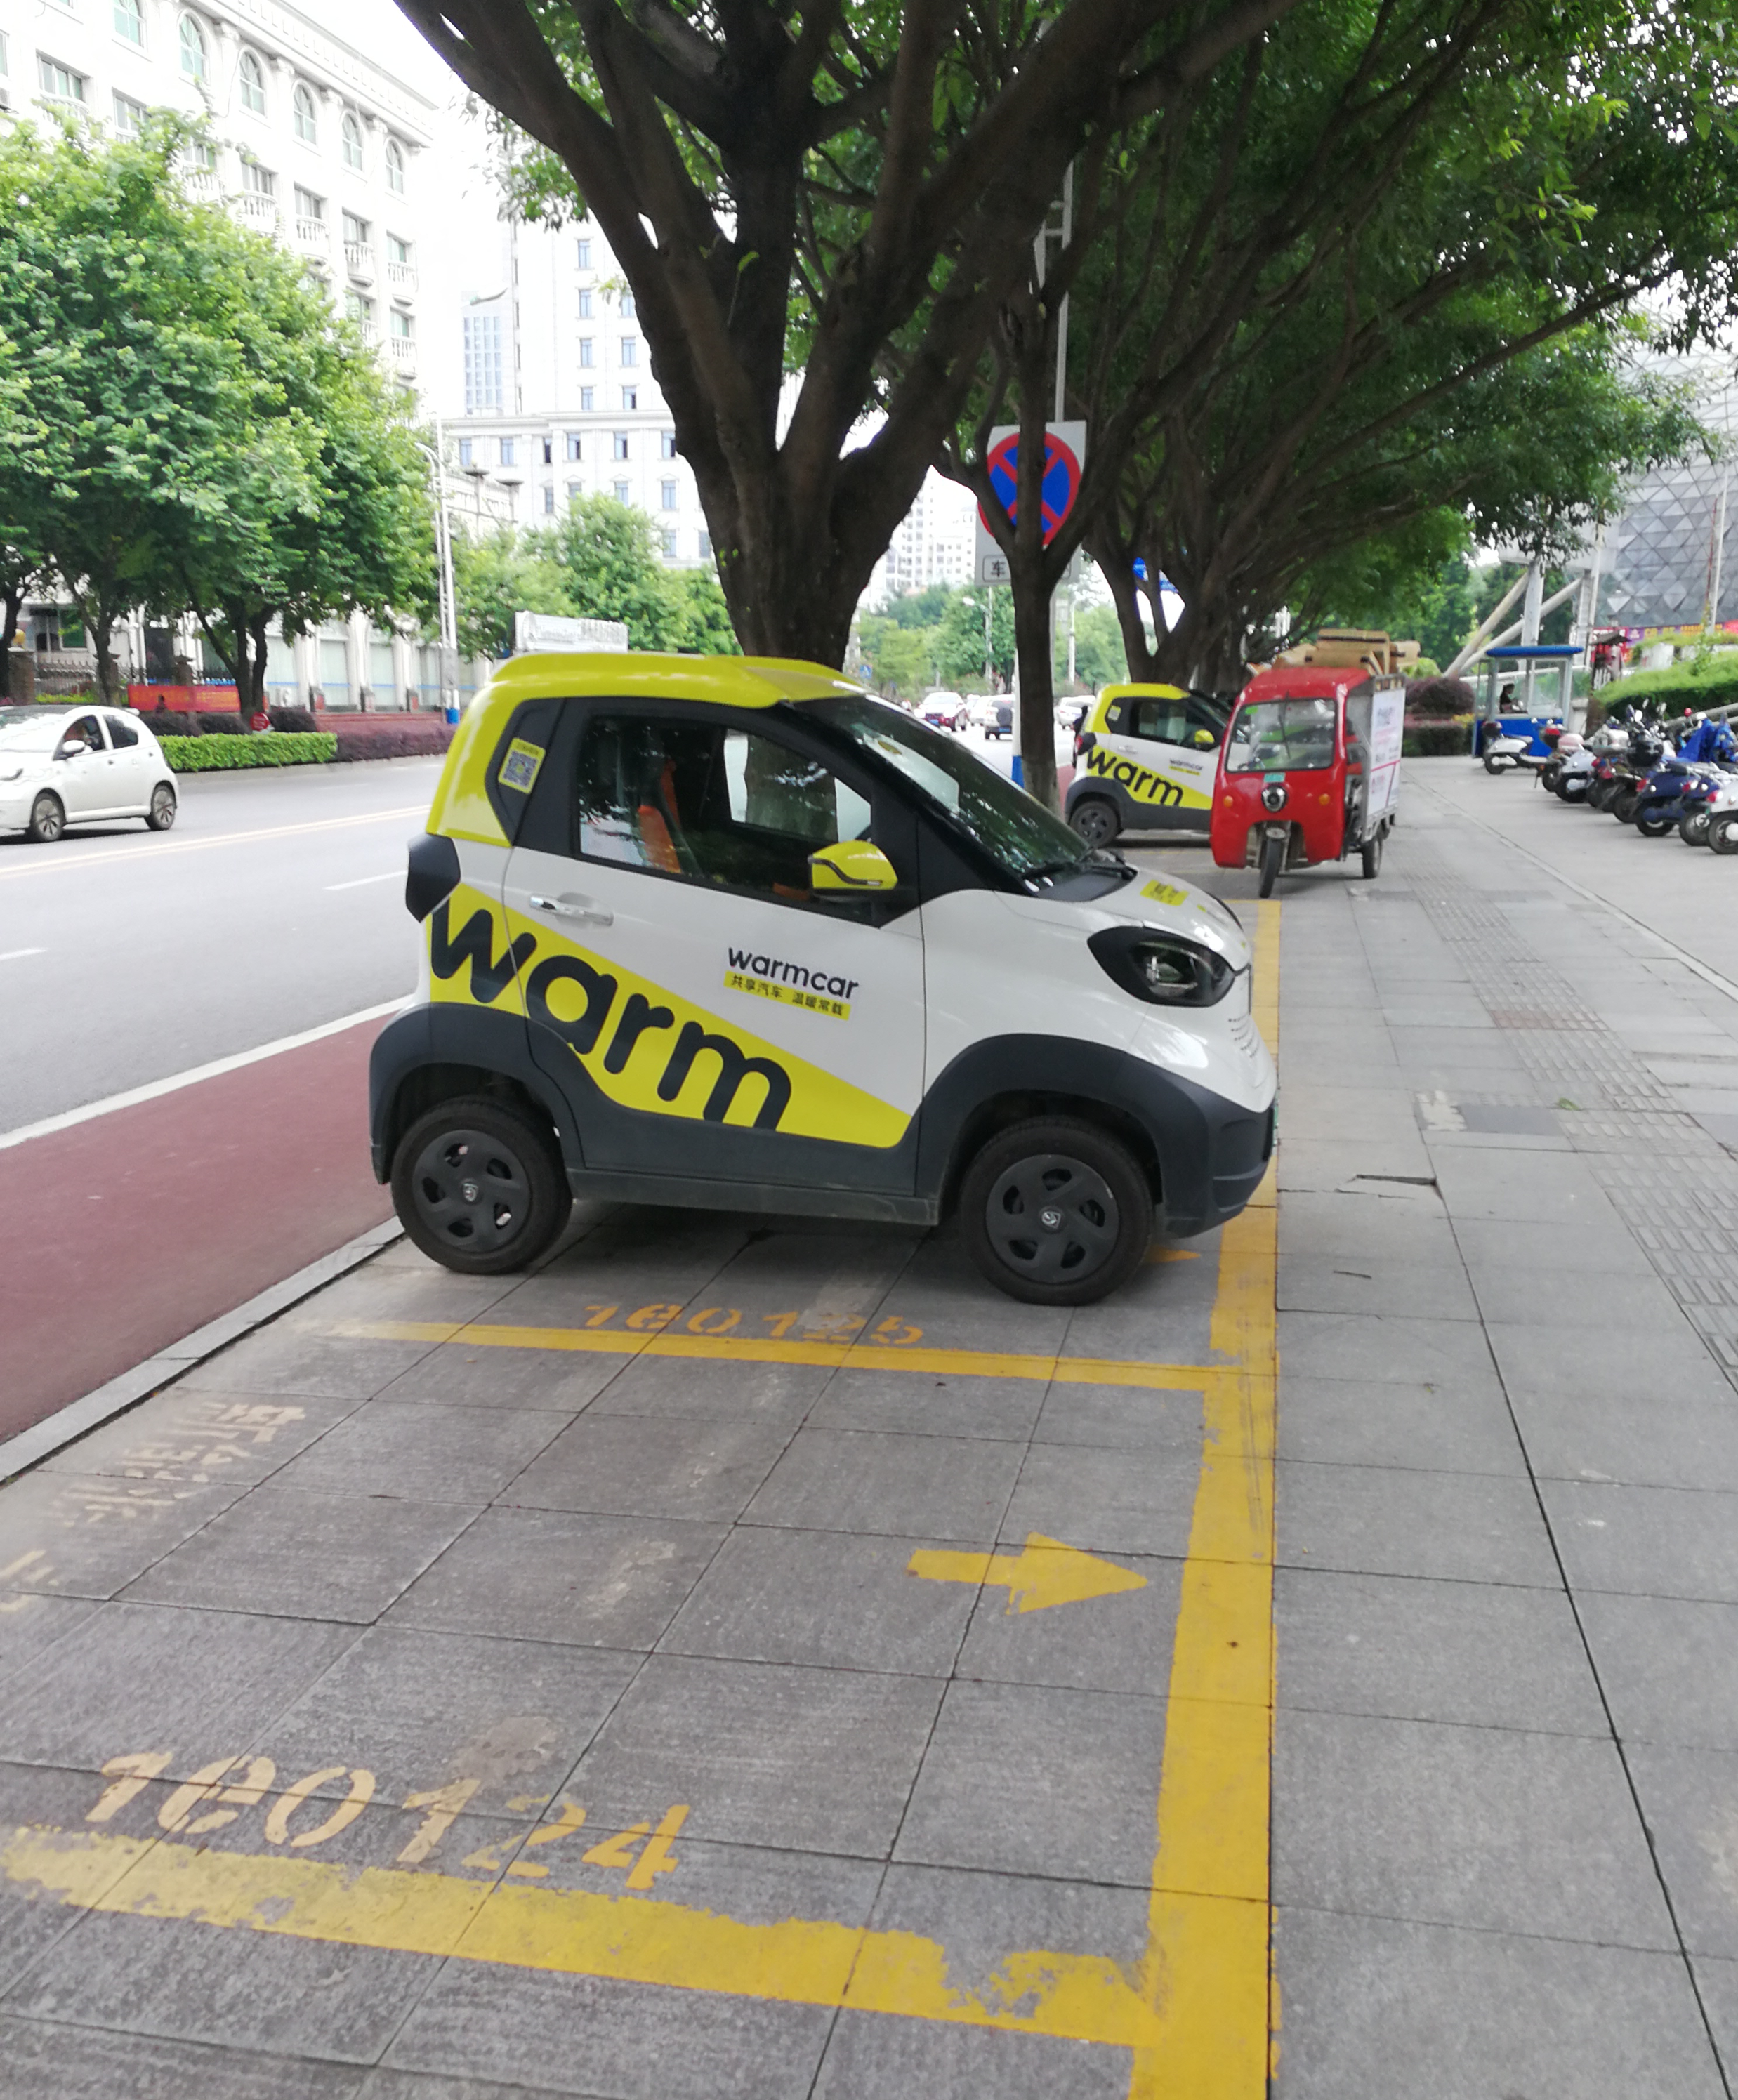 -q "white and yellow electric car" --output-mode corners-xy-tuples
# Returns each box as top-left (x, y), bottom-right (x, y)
(371, 654), (1275, 1304)
(1065, 682), (1230, 847)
